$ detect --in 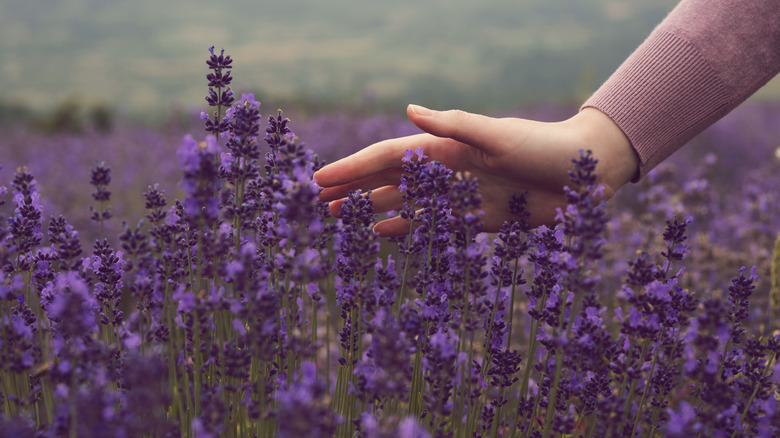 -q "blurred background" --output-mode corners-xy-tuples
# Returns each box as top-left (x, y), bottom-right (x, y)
(0, 0), (778, 300)
(2, 0), (778, 126)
